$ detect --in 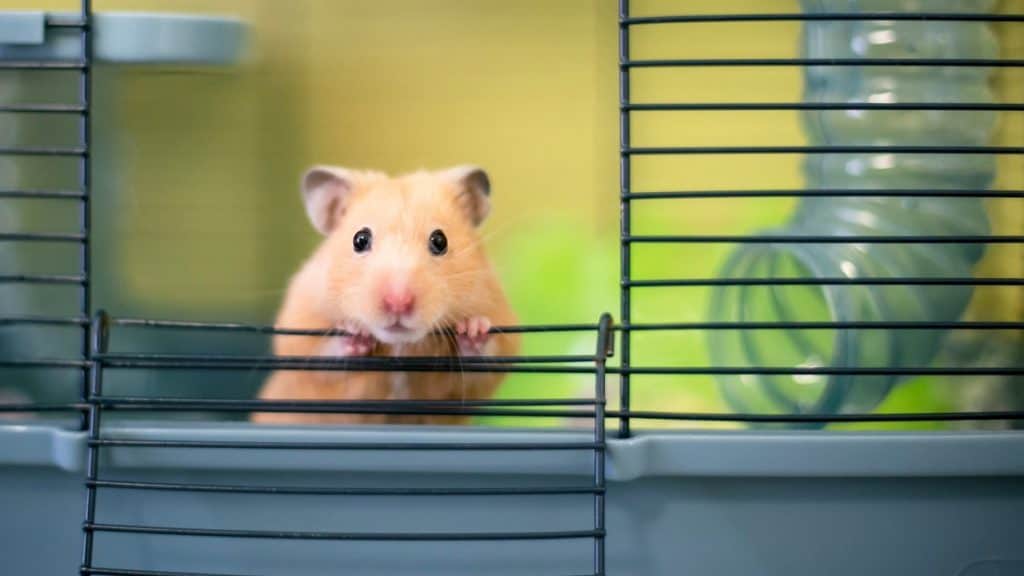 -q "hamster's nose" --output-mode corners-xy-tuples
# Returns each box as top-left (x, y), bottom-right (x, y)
(381, 289), (416, 316)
